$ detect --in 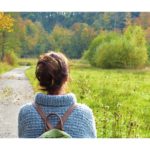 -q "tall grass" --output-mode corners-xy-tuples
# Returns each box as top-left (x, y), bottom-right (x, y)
(0, 51), (20, 74)
(25, 60), (150, 138)
(25, 65), (39, 92)
(0, 62), (14, 75)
